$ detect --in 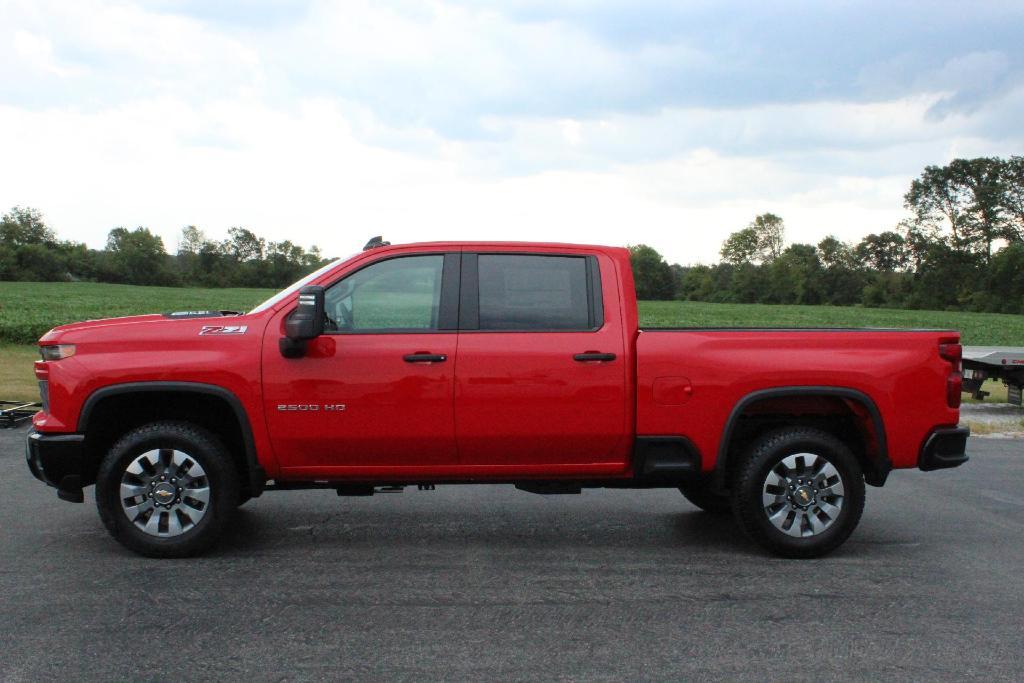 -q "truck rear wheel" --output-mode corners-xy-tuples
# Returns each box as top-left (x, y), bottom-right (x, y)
(678, 479), (731, 513)
(95, 421), (239, 558)
(731, 427), (865, 559)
